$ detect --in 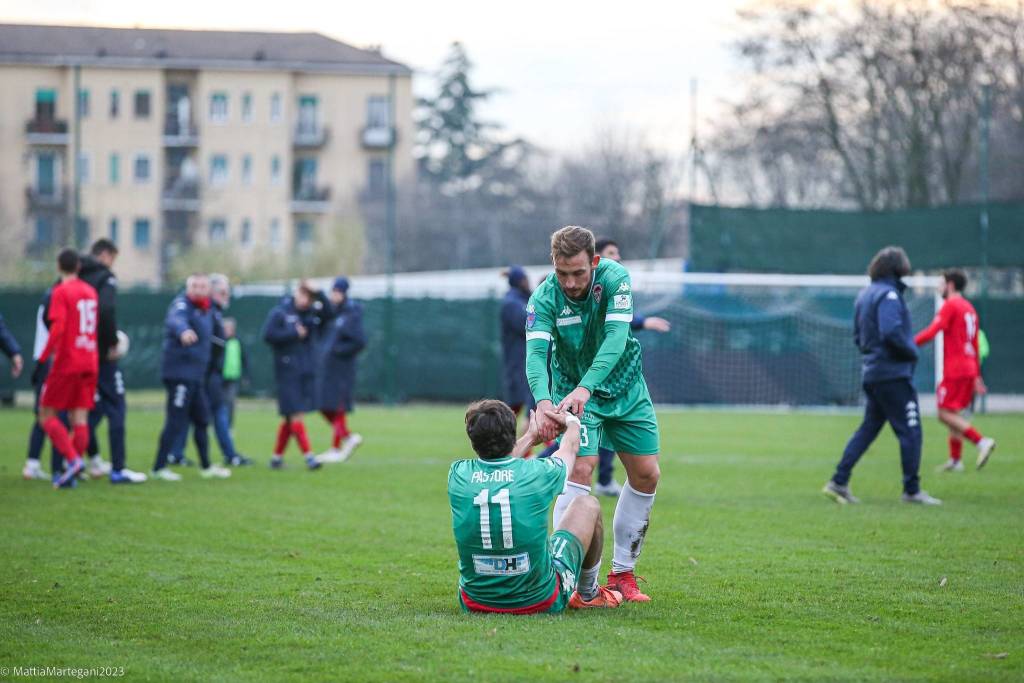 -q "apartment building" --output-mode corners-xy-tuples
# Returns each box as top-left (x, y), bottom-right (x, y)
(0, 24), (414, 285)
